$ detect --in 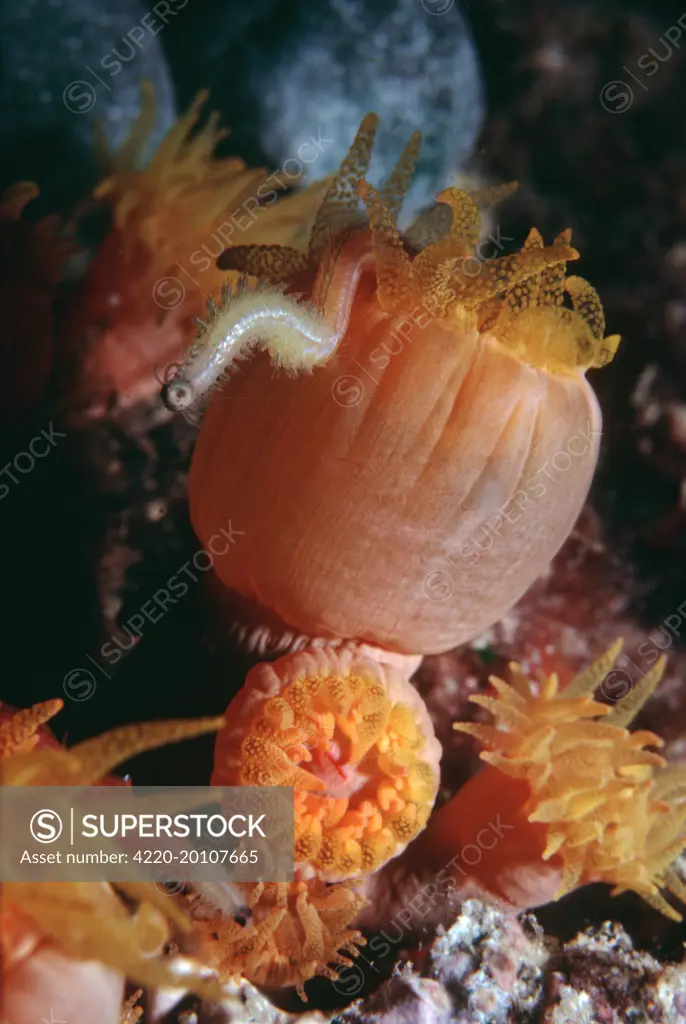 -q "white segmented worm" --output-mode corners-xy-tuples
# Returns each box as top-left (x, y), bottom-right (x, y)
(162, 285), (338, 413)
(161, 232), (377, 413)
